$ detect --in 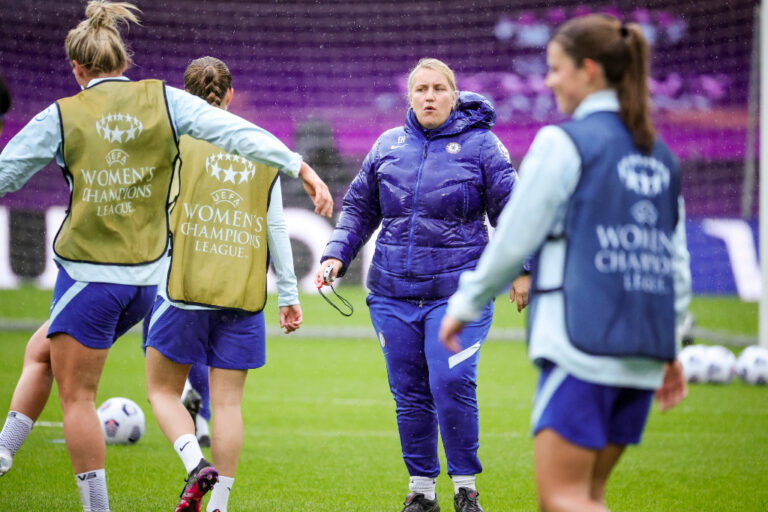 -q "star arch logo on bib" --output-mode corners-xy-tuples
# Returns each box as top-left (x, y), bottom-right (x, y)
(617, 154), (670, 197)
(95, 113), (143, 143)
(206, 152), (257, 185)
(446, 142), (461, 154)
